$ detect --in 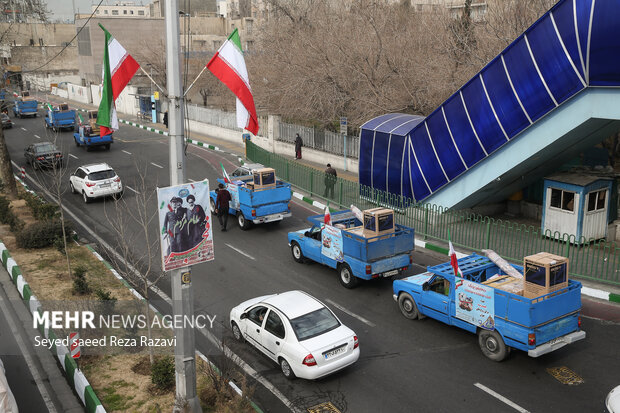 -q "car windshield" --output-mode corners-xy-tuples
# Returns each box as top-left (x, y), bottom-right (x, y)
(290, 307), (340, 341)
(36, 143), (56, 153)
(88, 170), (116, 181)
